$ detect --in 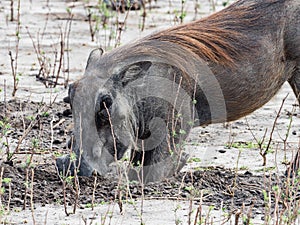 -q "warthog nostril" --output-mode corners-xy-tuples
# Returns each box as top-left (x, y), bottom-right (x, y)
(95, 94), (113, 126)
(100, 95), (113, 110)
